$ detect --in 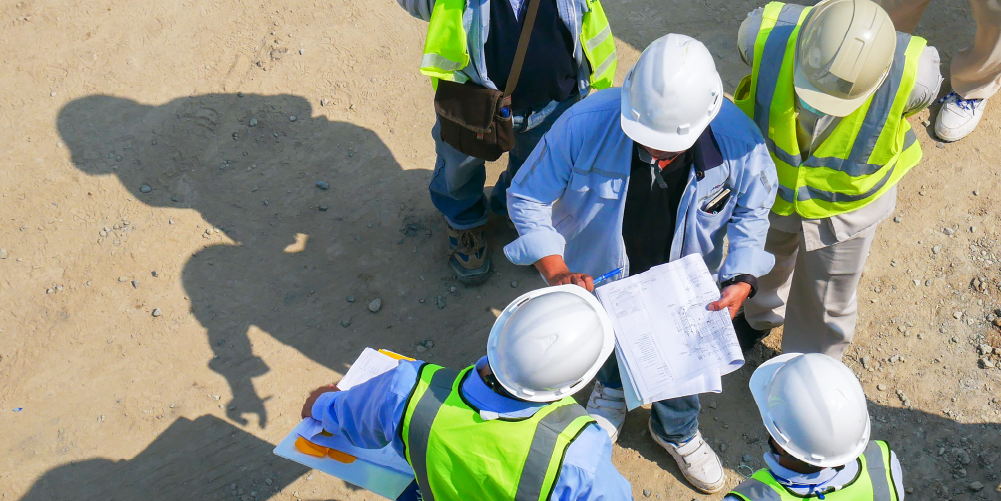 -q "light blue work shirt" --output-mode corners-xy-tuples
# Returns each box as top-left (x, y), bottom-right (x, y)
(312, 356), (633, 501)
(503, 88), (778, 283)
(722, 451), (905, 501)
